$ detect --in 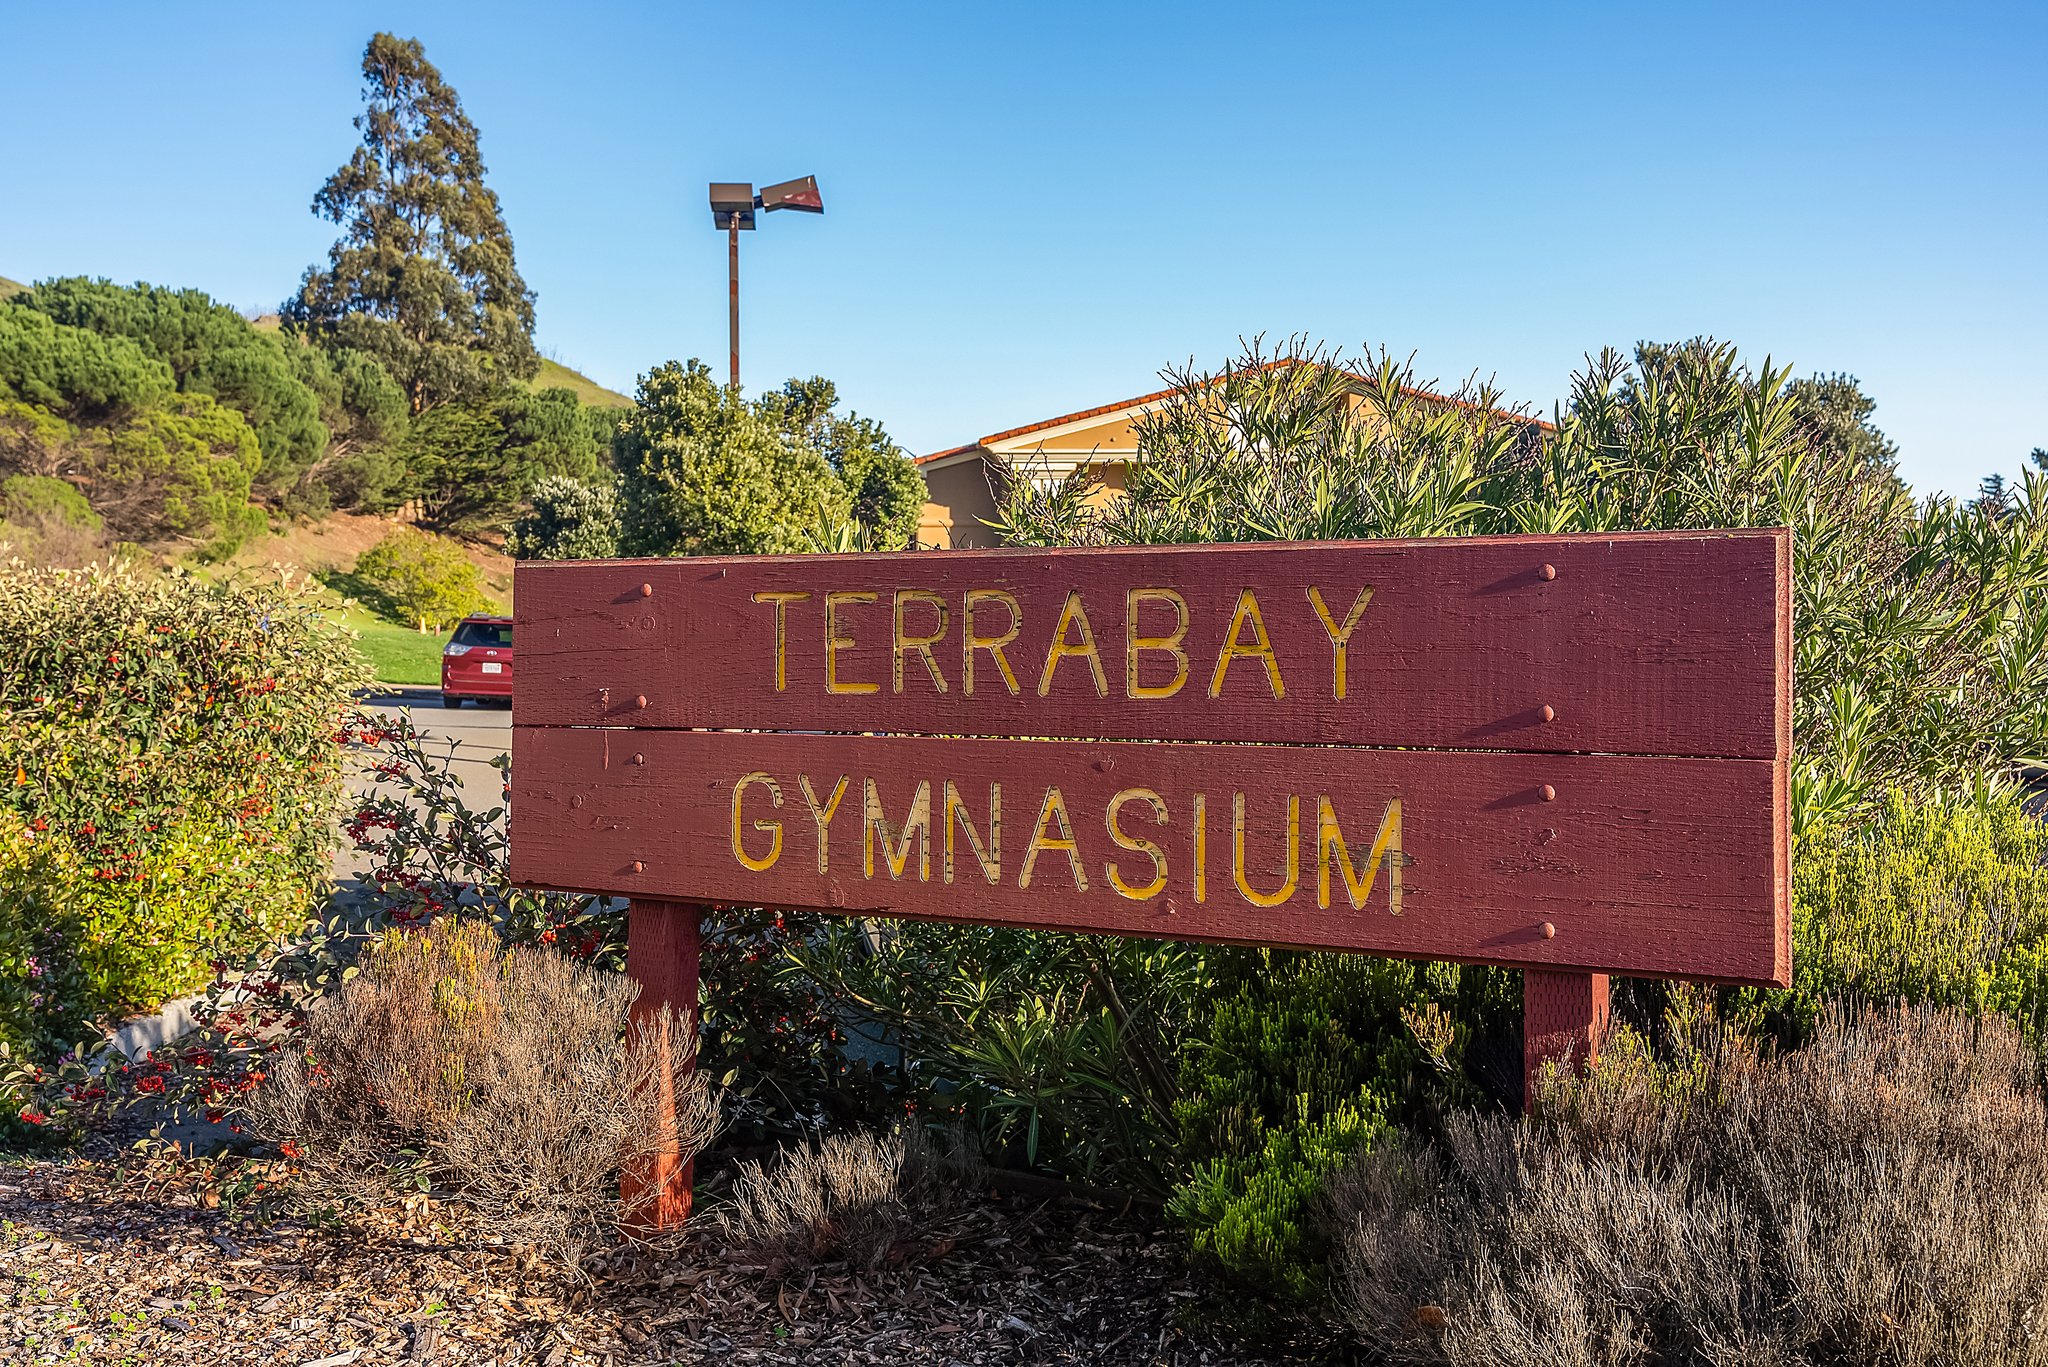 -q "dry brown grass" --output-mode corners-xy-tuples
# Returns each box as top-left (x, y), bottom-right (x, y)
(721, 1126), (980, 1274)
(248, 919), (719, 1264)
(1331, 1005), (2048, 1366)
